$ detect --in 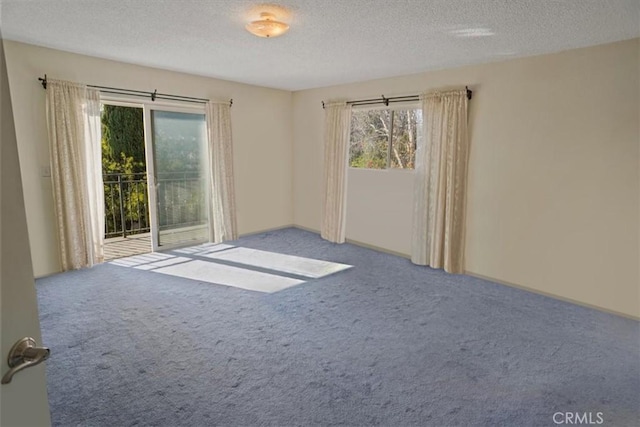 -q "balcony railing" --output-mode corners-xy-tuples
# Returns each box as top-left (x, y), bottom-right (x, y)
(103, 172), (205, 239)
